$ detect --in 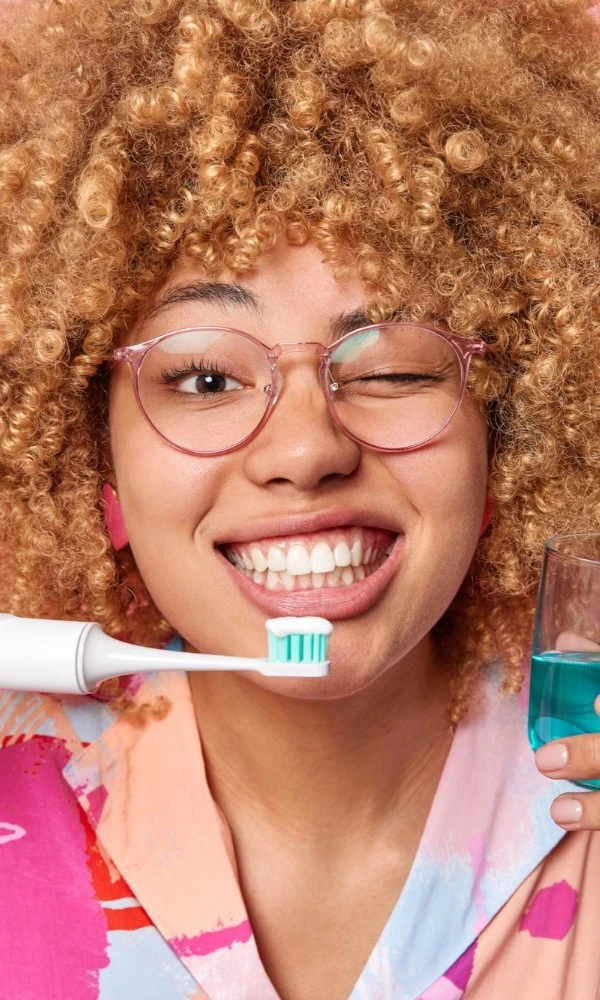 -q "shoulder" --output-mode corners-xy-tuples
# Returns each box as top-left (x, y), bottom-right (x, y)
(0, 688), (113, 834)
(0, 687), (122, 839)
(463, 829), (600, 999)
